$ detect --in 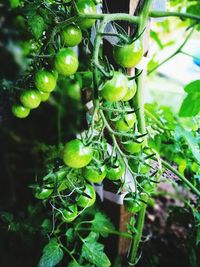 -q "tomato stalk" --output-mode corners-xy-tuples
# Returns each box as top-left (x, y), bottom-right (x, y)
(149, 10), (200, 22)
(128, 1), (154, 265)
(148, 27), (195, 75)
